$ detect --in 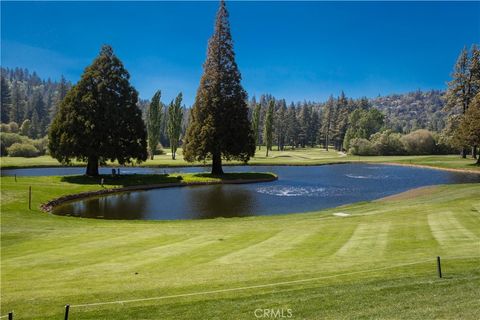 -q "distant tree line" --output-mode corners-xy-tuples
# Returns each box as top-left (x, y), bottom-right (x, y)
(2, 42), (478, 167)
